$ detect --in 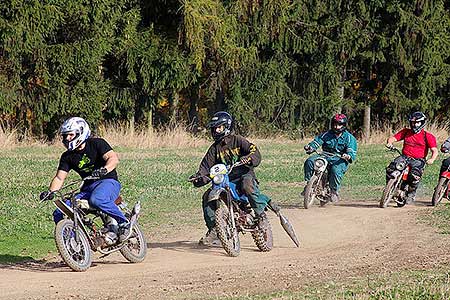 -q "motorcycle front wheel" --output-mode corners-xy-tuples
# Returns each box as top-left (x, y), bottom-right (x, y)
(304, 174), (320, 209)
(432, 177), (449, 207)
(215, 205), (240, 257)
(54, 219), (92, 272)
(380, 178), (400, 208)
(120, 223), (147, 263)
